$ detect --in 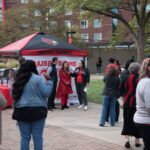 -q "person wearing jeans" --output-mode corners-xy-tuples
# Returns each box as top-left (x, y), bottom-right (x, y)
(100, 96), (116, 126)
(18, 119), (45, 150)
(12, 60), (53, 150)
(100, 67), (120, 127)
